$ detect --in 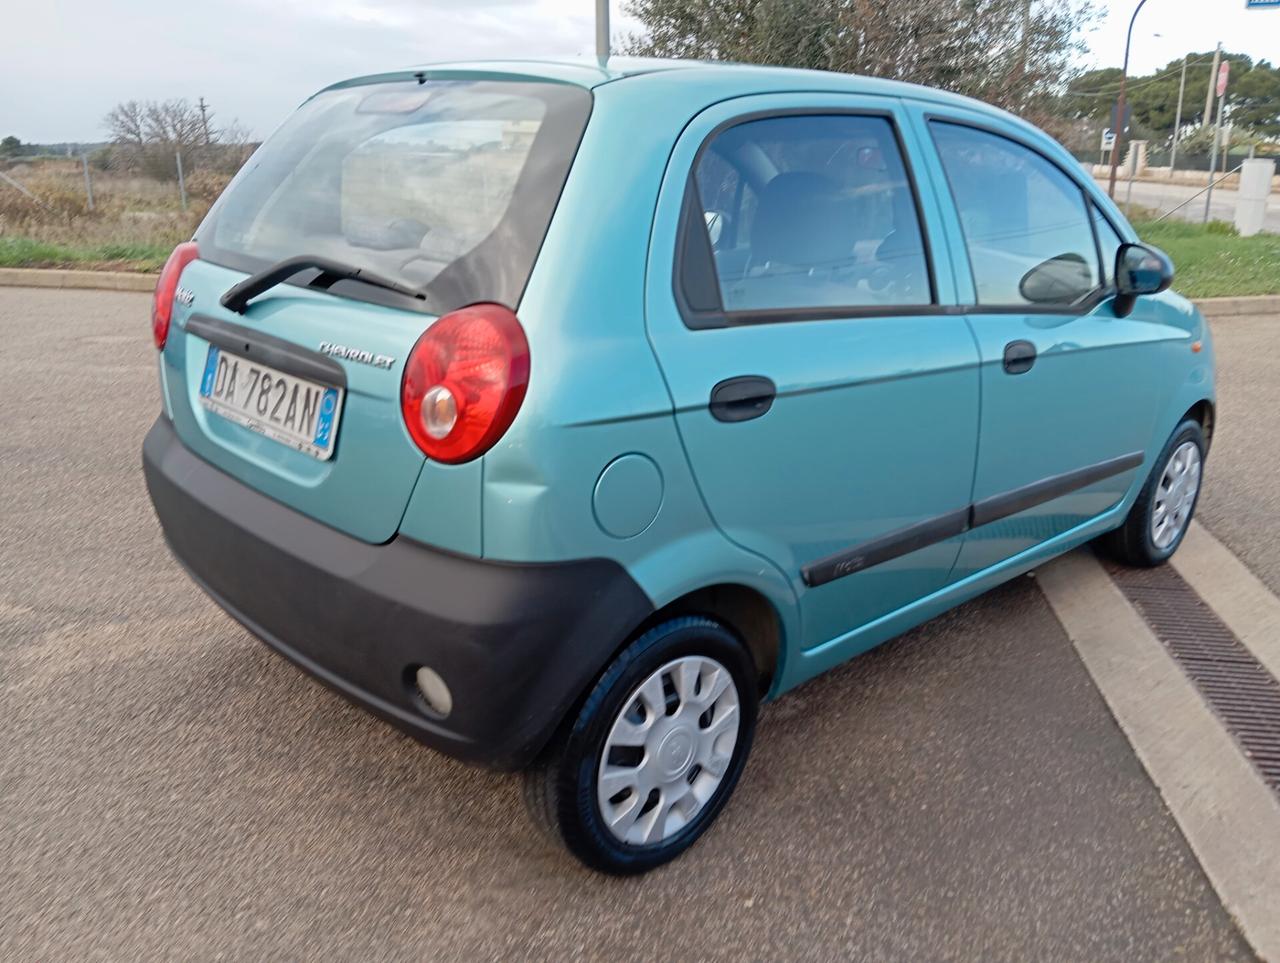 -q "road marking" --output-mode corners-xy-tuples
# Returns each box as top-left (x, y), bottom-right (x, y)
(1172, 521), (1280, 684)
(1038, 550), (1280, 962)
